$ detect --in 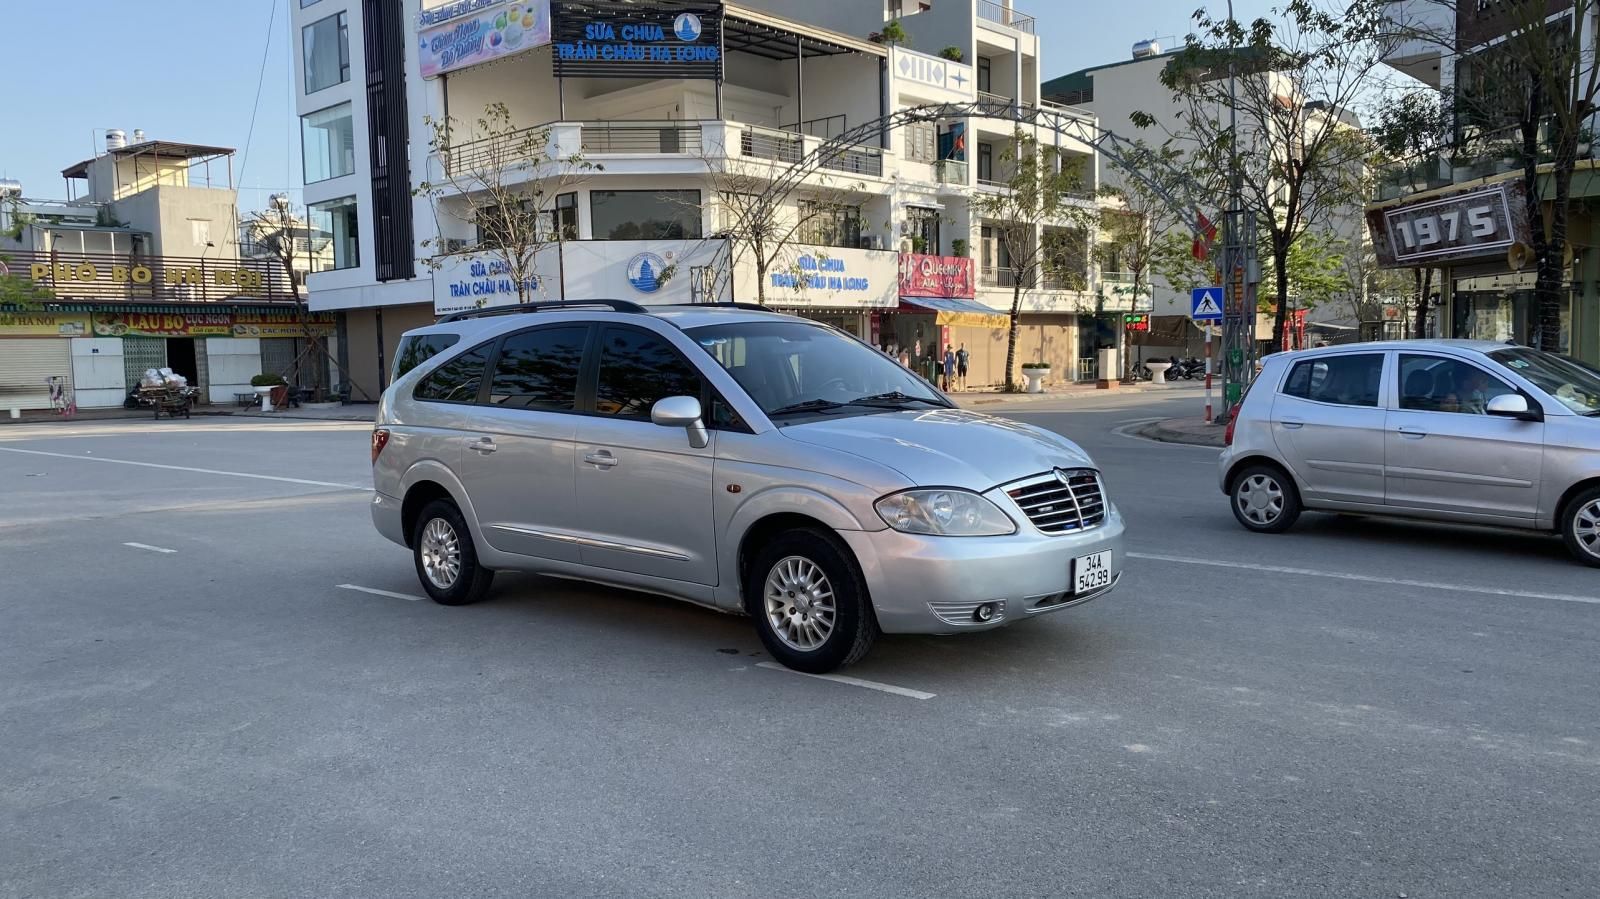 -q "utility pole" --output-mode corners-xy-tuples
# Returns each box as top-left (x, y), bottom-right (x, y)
(1218, 0), (1259, 421)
